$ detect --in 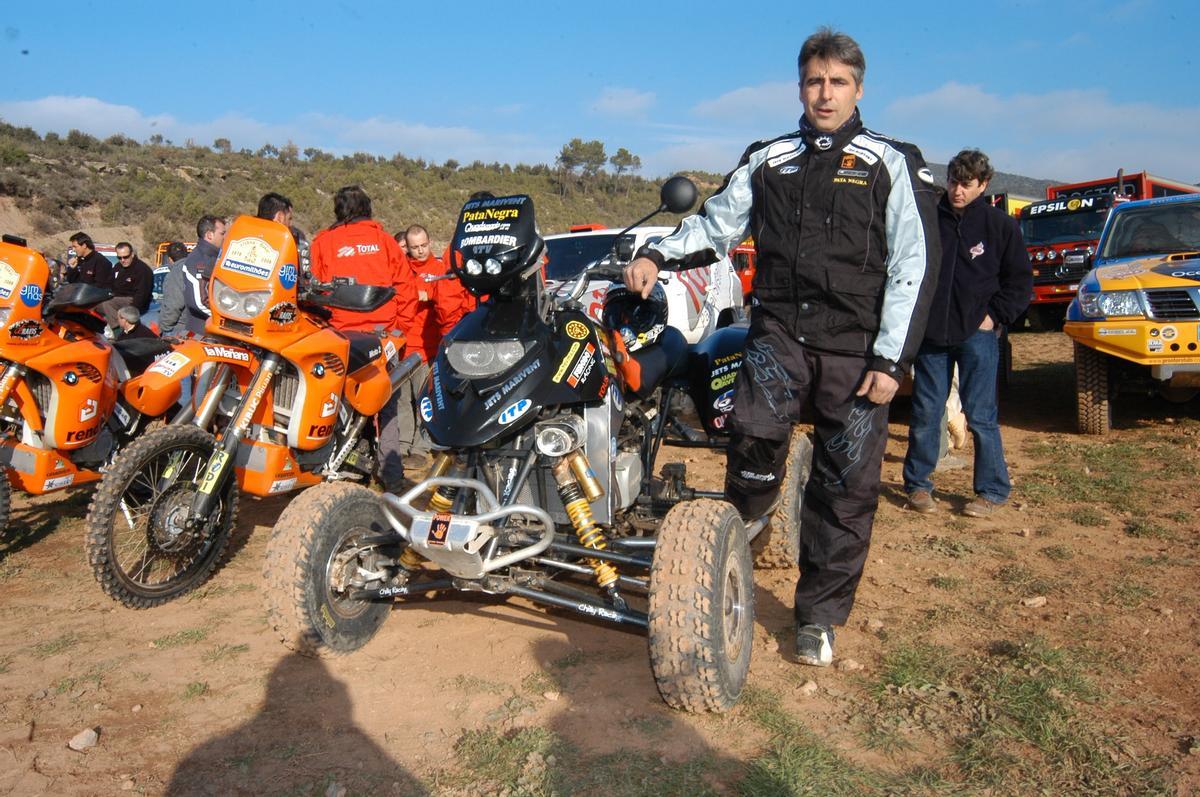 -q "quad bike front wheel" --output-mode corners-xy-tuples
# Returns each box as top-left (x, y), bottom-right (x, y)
(751, 429), (812, 569)
(85, 425), (238, 608)
(263, 483), (394, 656)
(648, 498), (754, 712)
